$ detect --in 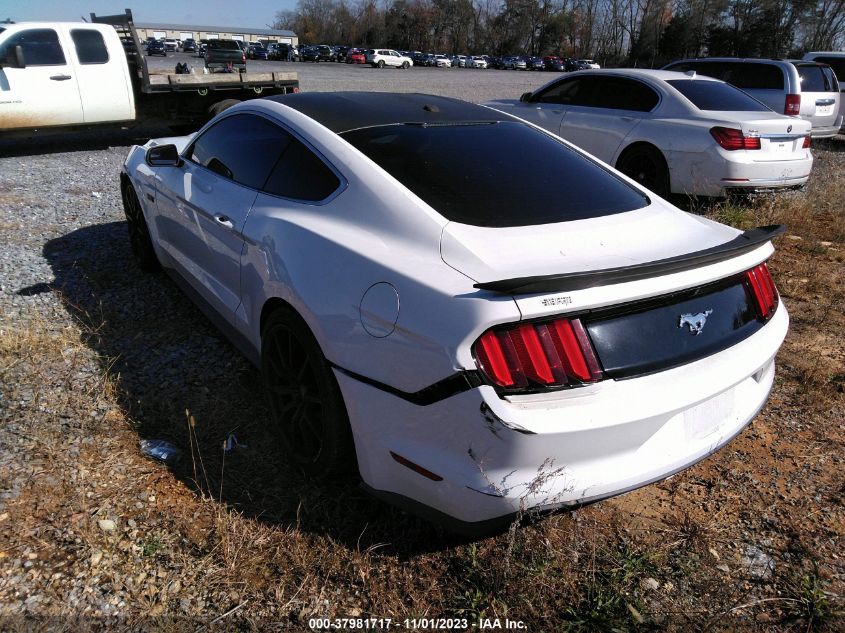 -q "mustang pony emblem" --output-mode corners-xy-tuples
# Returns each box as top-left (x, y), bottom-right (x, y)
(679, 309), (713, 335)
